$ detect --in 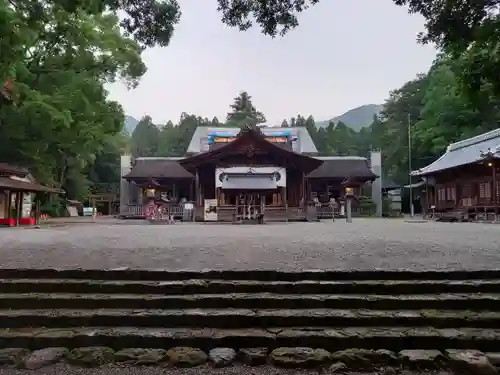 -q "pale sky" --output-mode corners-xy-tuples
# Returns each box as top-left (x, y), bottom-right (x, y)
(107, 0), (437, 125)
